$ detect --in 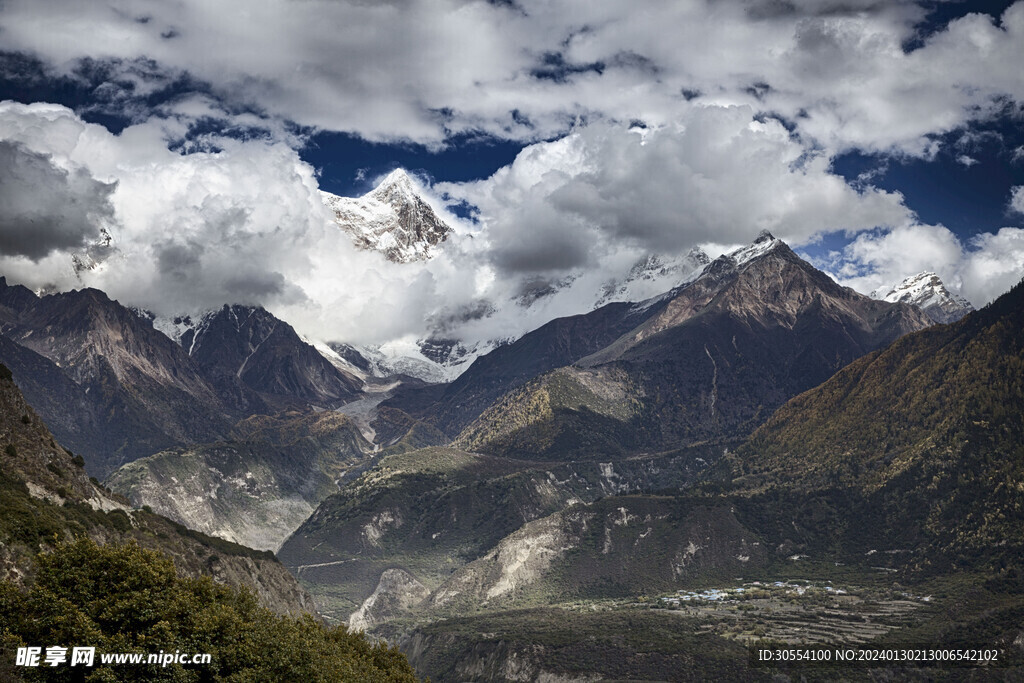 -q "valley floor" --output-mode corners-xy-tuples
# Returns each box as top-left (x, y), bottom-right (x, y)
(389, 567), (1024, 681)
